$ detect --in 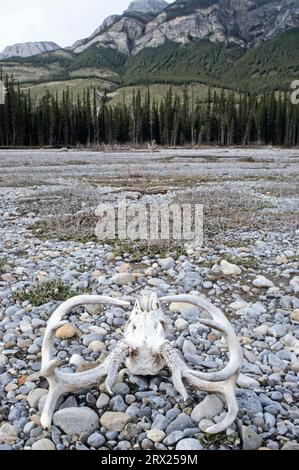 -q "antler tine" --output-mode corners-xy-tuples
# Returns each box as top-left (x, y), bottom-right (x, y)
(41, 295), (130, 373)
(38, 295), (130, 429)
(160, 295), (242, 382)
(185, 372), (239, 434)
(160, 342), (239, 435)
